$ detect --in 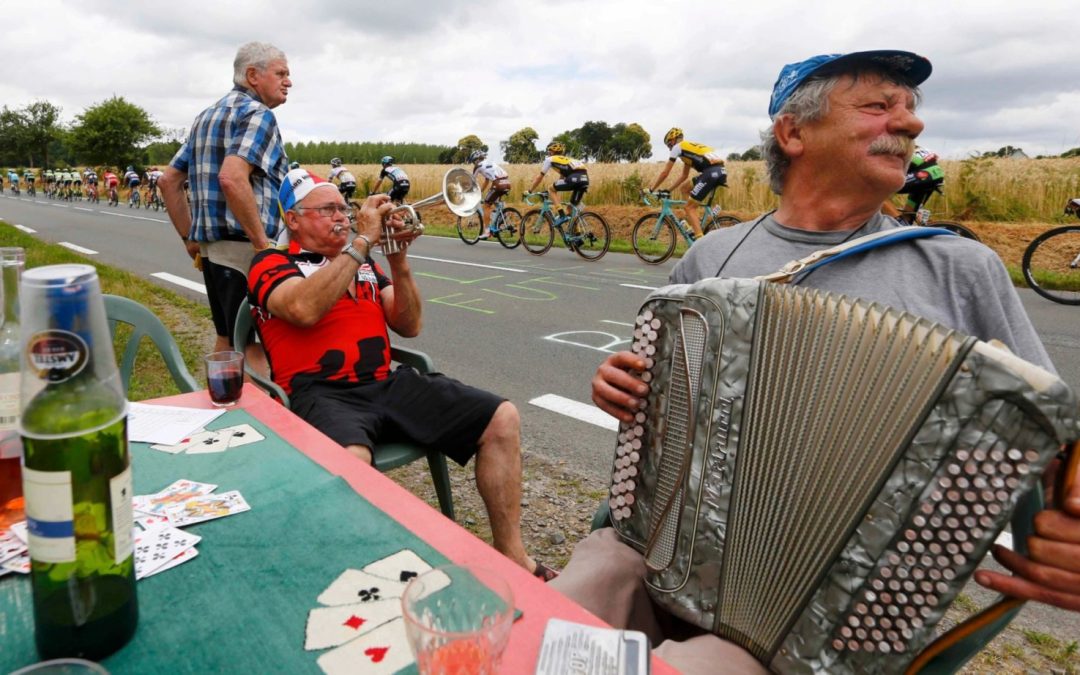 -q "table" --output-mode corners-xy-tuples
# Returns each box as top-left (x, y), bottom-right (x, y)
(1, 384), (676, 674)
